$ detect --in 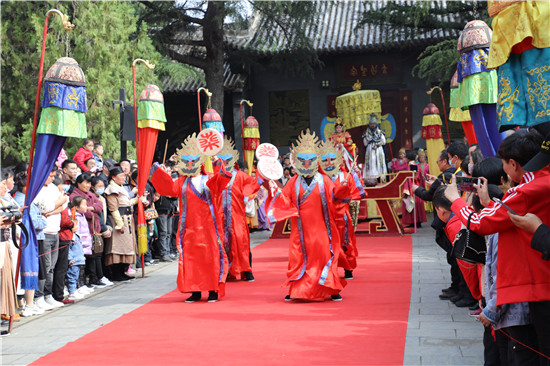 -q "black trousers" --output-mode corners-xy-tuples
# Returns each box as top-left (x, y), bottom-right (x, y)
(85, 255), (103, 284)
(446, 252), (461, 291)
(505, 324), (540, 366)
(529, 301), (550, 366)
(52, 240), (70, 301)
(484, 325), (501, 366)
